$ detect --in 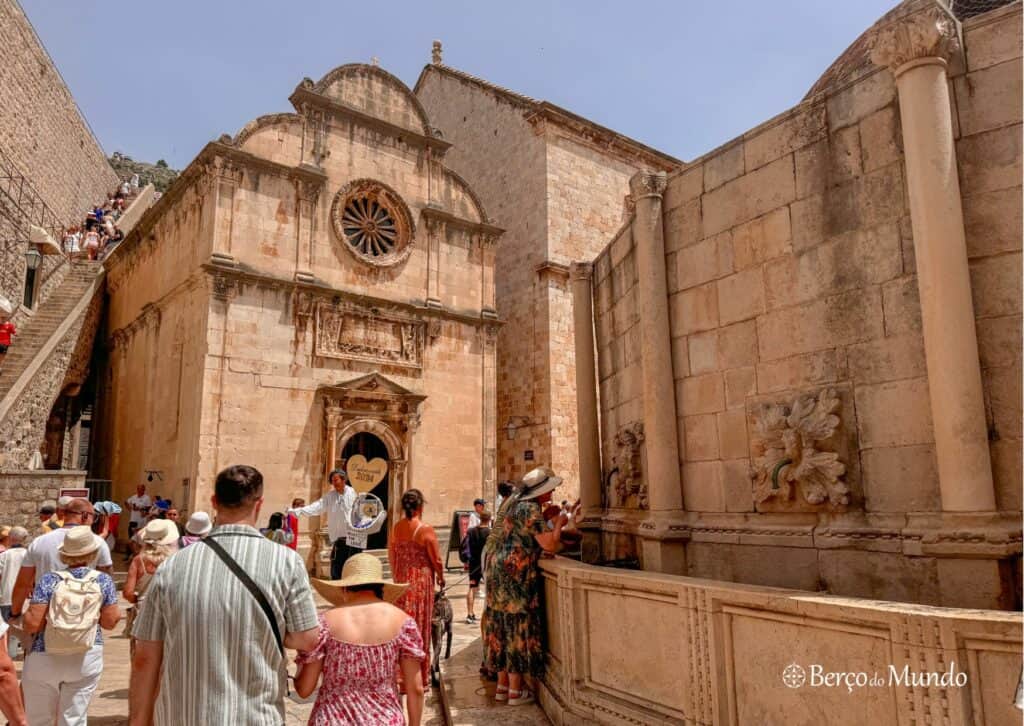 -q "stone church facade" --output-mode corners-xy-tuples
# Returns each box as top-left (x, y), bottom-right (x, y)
(97, 65), (502, 534)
